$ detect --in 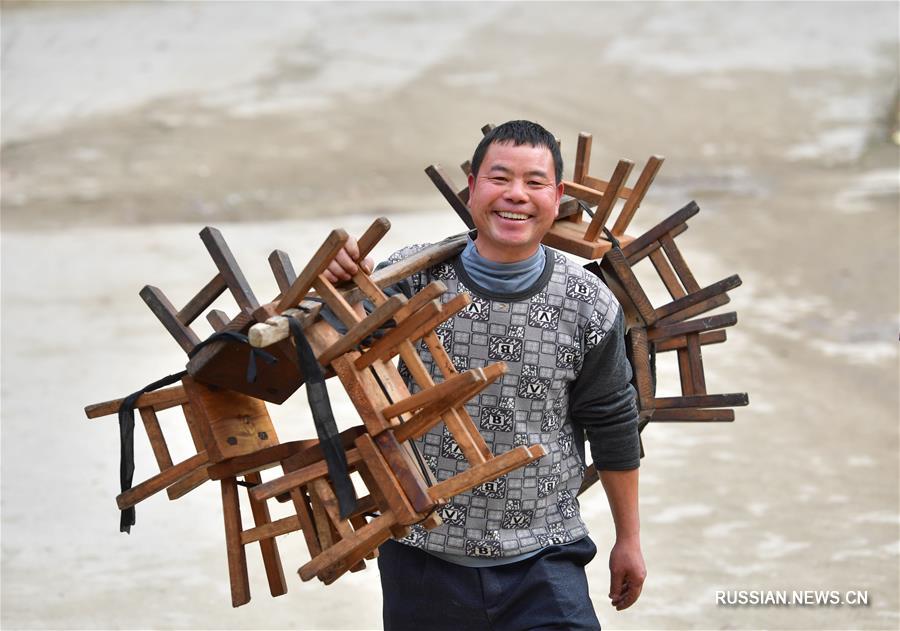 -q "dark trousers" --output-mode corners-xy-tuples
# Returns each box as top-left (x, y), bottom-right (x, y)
(378, 537), (602, 631)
